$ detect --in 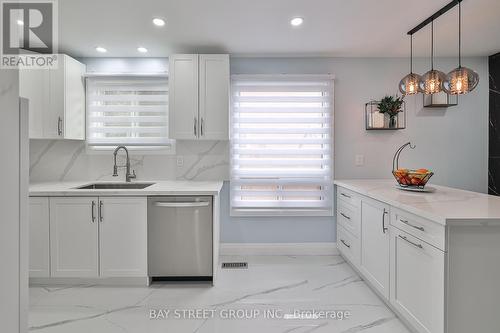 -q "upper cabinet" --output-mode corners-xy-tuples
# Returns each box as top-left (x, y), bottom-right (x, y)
(20, 54), (86, 140)
(169, 54), (229, 140)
